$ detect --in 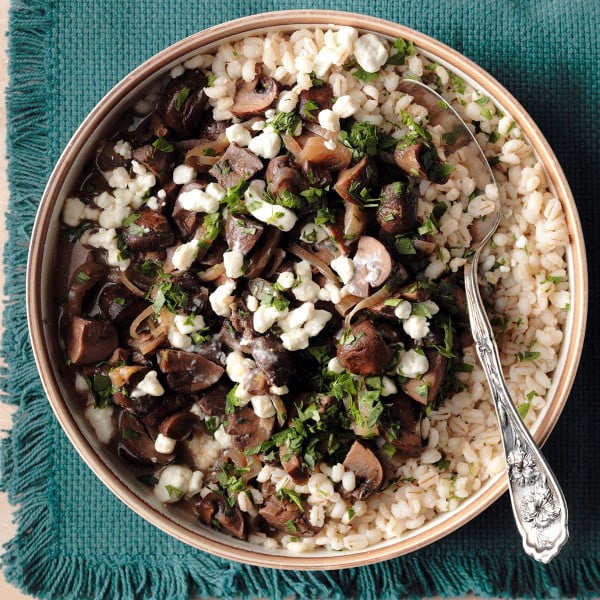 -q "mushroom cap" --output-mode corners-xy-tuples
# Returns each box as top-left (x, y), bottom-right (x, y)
(342, 440), (384, 500)
(346, 235), (393, 297)
(230, 75), (278, 118)
(117, 411), (175, 466)
(196, 492), (248, 540)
